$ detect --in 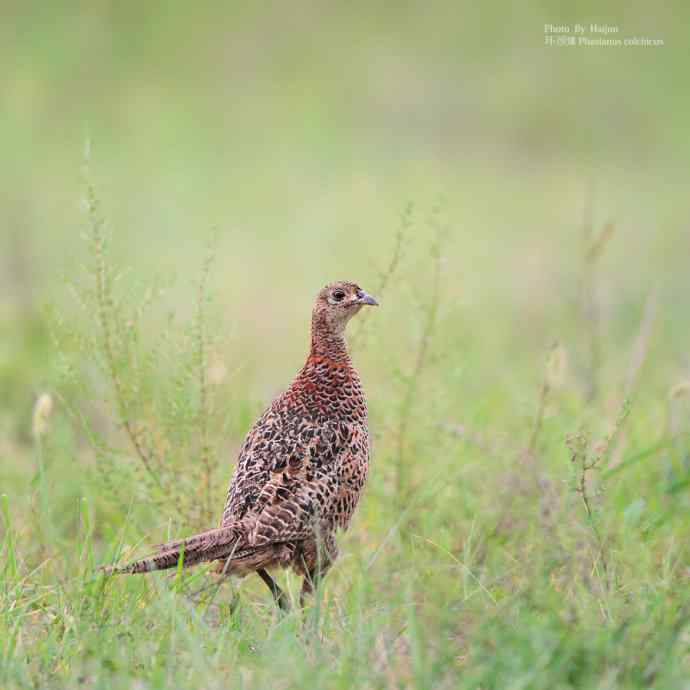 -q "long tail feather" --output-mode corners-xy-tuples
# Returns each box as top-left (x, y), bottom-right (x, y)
(152, 525), (237, 553)
(101, 525), (246, 575)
